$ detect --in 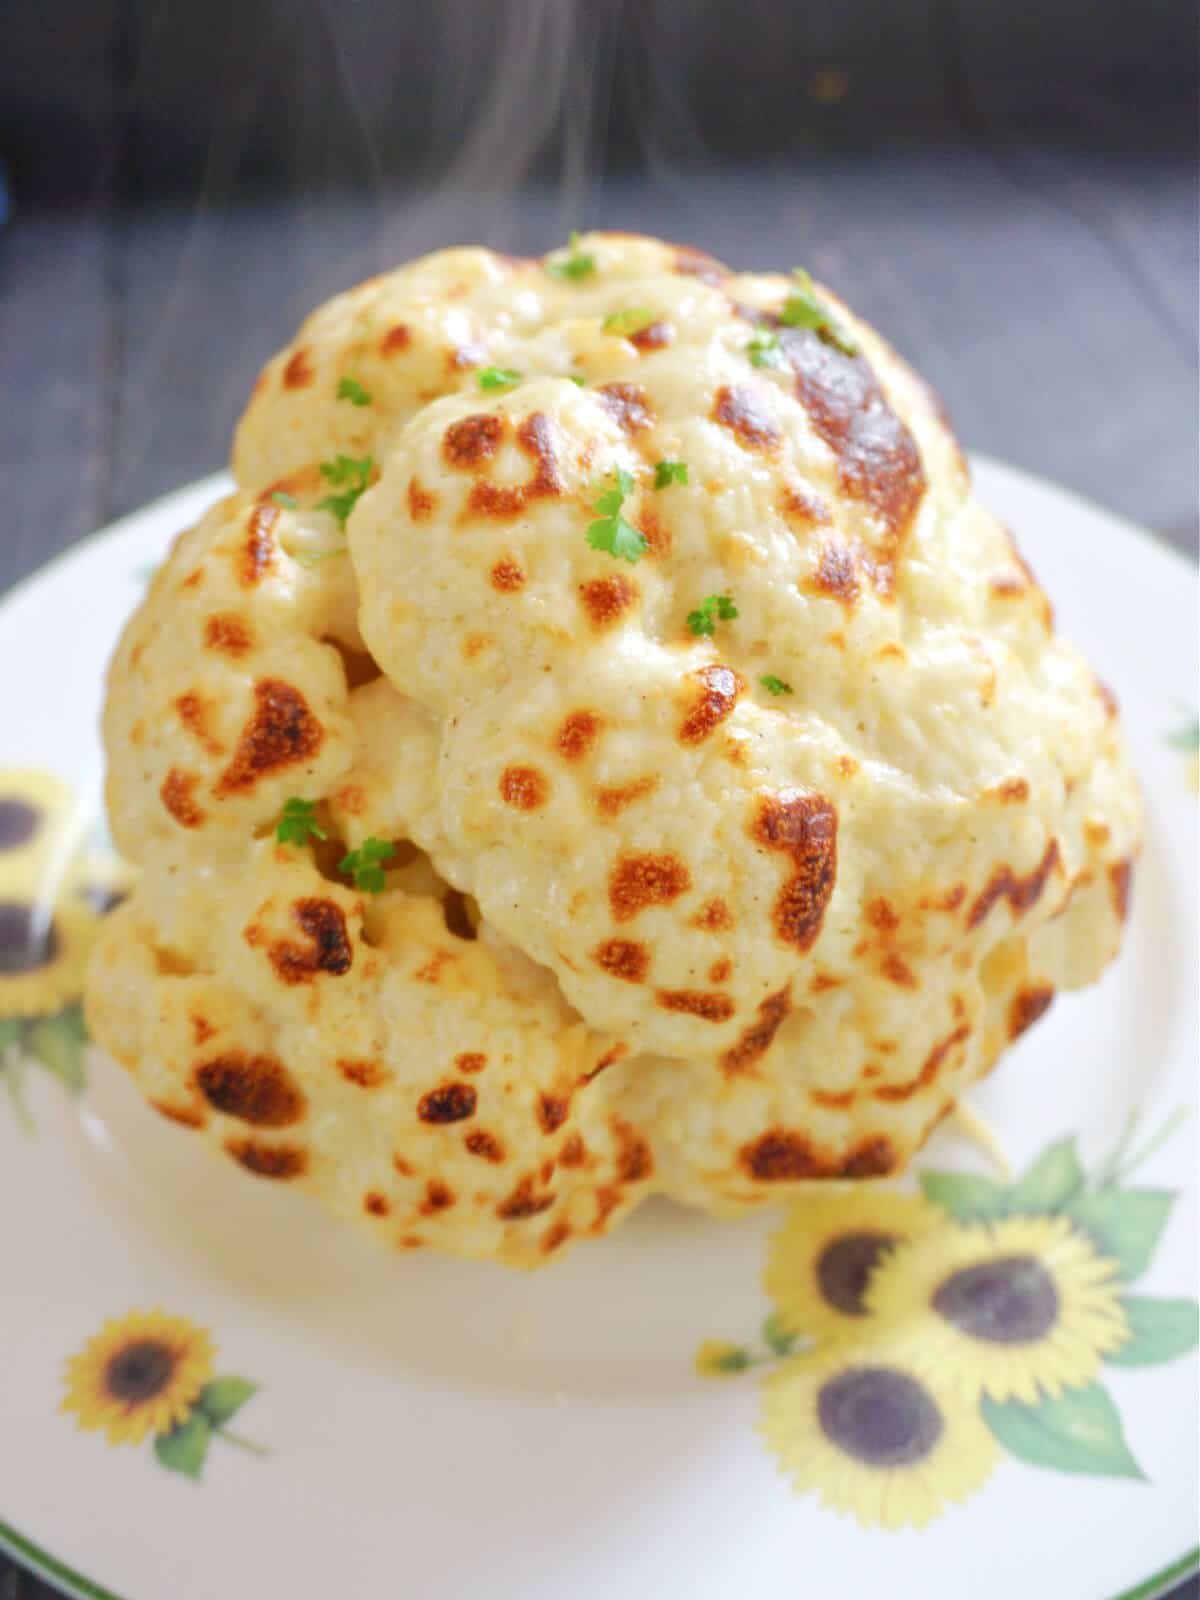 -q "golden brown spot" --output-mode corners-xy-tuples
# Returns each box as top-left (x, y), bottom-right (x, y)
(1010, 985), (1055, 1039)
(559, 1133), (587, 1168)
(752, 788), (839, 951)
(712, 384), (780, 452)
(461, 633), (491, 661)
(608, 851), (692, 922)
(809, 970), (842, 992)
(413, 948), (454, 984)
(636, 508), (673, 559)
(673, 246), (728, 286)
(190, 1015), (216, 1046)
(151, 1100), (207, 1129)
(364, 1191), (390, 1217)
(467, 412), (562, 518)
(1095, 677), (1119, 719)
(597, 381), (653, 435)
(781, 483), (831, 525)
(179, 569), (203, 592)
(214, 680), (323, 797)
(537, 1094), (569, 1134)
(579, 574), (639, 629)
(741, 1129), (895, 1181)
(407, 478), (437, 521)
(226, 1138), (308, 1180)
(881, 953), (918, 988)
(693, 897), (733, 932)
(940, 884), (967, 913)
(455, 1052), (487, 1075)
(335, 785), (366, 818)
(392, 1153), (415, 1178)
(992, 777), (1030, 804)
(443, 413), (505, 468)
(266, 898), (353, 985)
(239, 504), (278, 587)
(417, 1082), (477, 1124)
(204, 613), (253, 656)
(490, 558), (526, 592)
(380, 323), (411, 355)
(967, 840), (1060, 929)
(805, 542), (860, 606)
(398, 1234), (424, 1250)
(873, 1024), (970, 1103)
(678, 664), (746, 746)
(161, 769), (206, 828)
(500, 764), (549, 810)
(594, 776), (657, 817)
(496, 1177), (556, 1220)
(582, 1042), (628, 1086)
(542, 1221), (571, 1254)
(465, 1129), (505, 1162)
(593, 1186), (622, 1231)
(1110, 859), (1134, 922)
(812, 1088), (857, 1109)
(555, 710), (602, 762)
(656, 989), (736, 1022)
(708, 957), (733, 983)
(195, 1052), (305, 1127)
(592, 938), (650, 983)
(630, 320), (673, 351)
(421, 1180), (455, 1216)
(866, 898), (899, 933)
(721, 986), (790, 1076)
(282, 348), (314, 389)
(339, 1057), (390, 1088)
(610, 1118), (654, 1184)
(175, 691), (221, 755)
(1084, 819), (1112, 850)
